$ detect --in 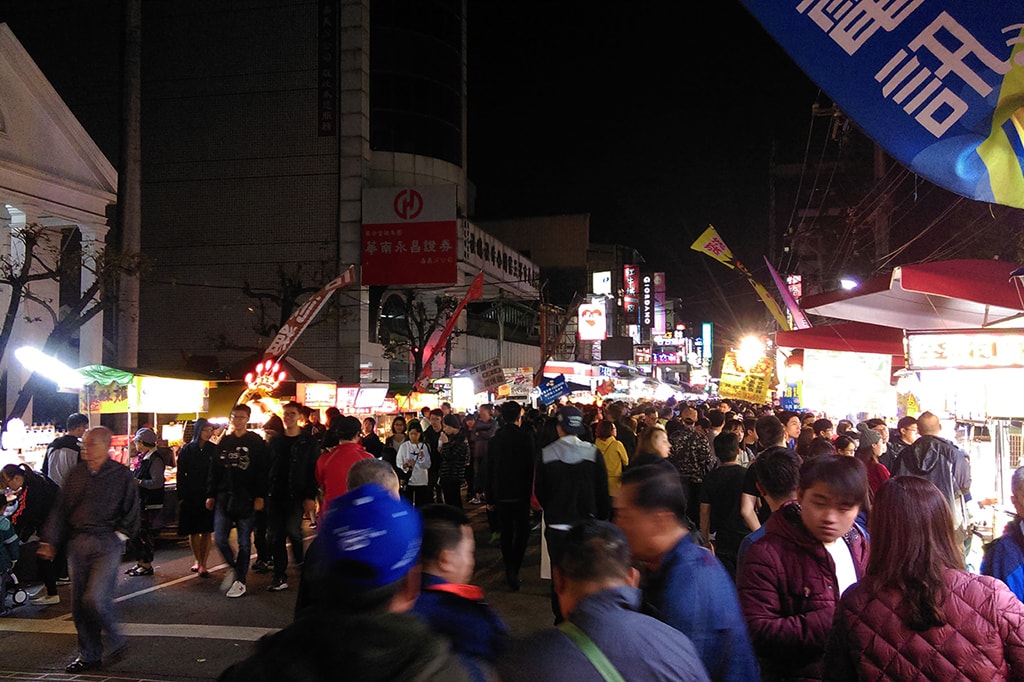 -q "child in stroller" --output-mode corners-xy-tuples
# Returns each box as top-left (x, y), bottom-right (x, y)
(0, 513), (23, 615)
